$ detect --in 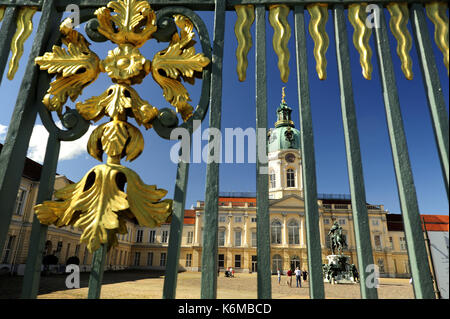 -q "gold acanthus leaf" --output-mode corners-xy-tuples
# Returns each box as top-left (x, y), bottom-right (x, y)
(269, 4), (291, 83)
(88, 120), (144, 162)
(307, 3), (329, 80)
(234, 5), (255, 82)
(0, 6), (5, 22)
(7, 6), (37, 80)
(95, 0), (157, 47)
(35, 19), (100, 115)
(35, 163), (173, 253)
(151, 15), (210, 122)
(76, 84), (158, 129)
